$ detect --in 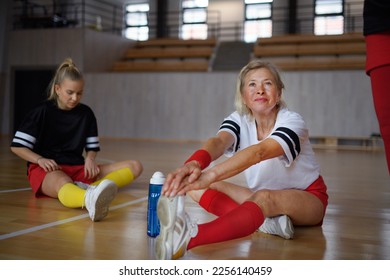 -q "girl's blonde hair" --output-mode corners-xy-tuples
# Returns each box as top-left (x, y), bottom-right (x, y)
(48, 58), (83, 101)
(234, 60), (286, 116)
